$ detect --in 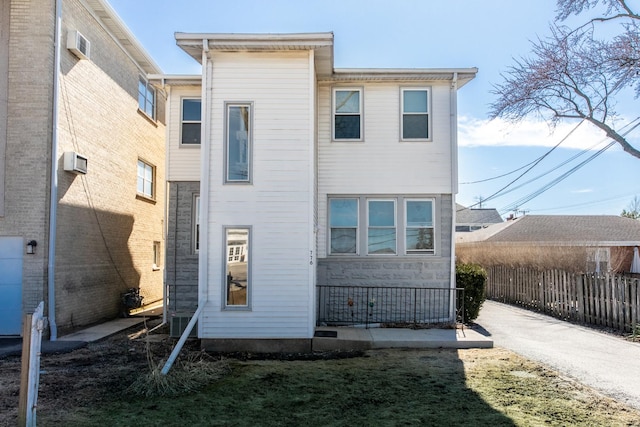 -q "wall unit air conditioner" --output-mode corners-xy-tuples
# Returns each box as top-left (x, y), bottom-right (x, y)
(63, 152), (88, 174)
(67, 30), (90, 60)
